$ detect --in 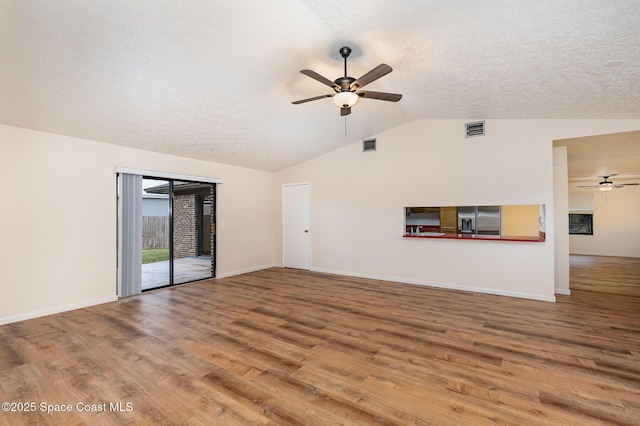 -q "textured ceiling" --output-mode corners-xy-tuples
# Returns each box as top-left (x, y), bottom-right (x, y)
(1, 1), (639, 171)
